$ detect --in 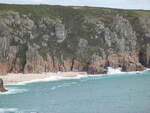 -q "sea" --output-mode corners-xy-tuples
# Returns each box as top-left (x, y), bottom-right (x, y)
(0, 68), (150, 113)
